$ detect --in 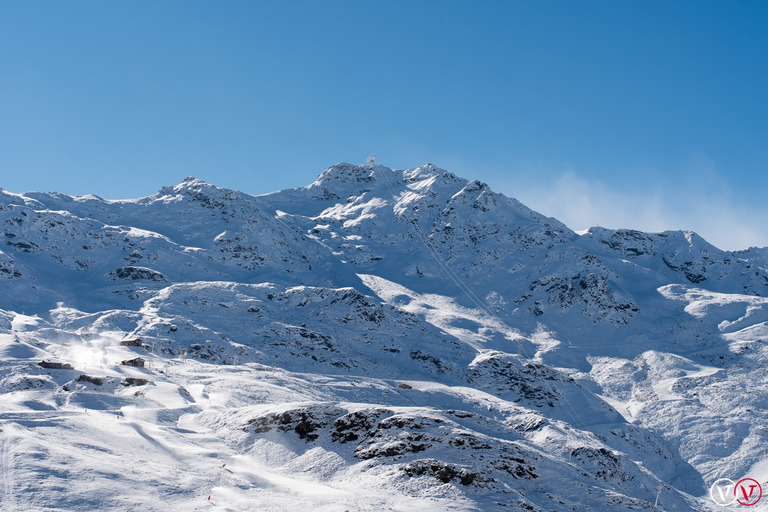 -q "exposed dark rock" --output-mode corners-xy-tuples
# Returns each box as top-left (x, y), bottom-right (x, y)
(77, 374), (104, 385)
(403, 459), (480, 486)
(38, 361), (74, 370)
(122, 378), (149, 386)
(121, 357), (145, 367)
(110, 266), (166, 281)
